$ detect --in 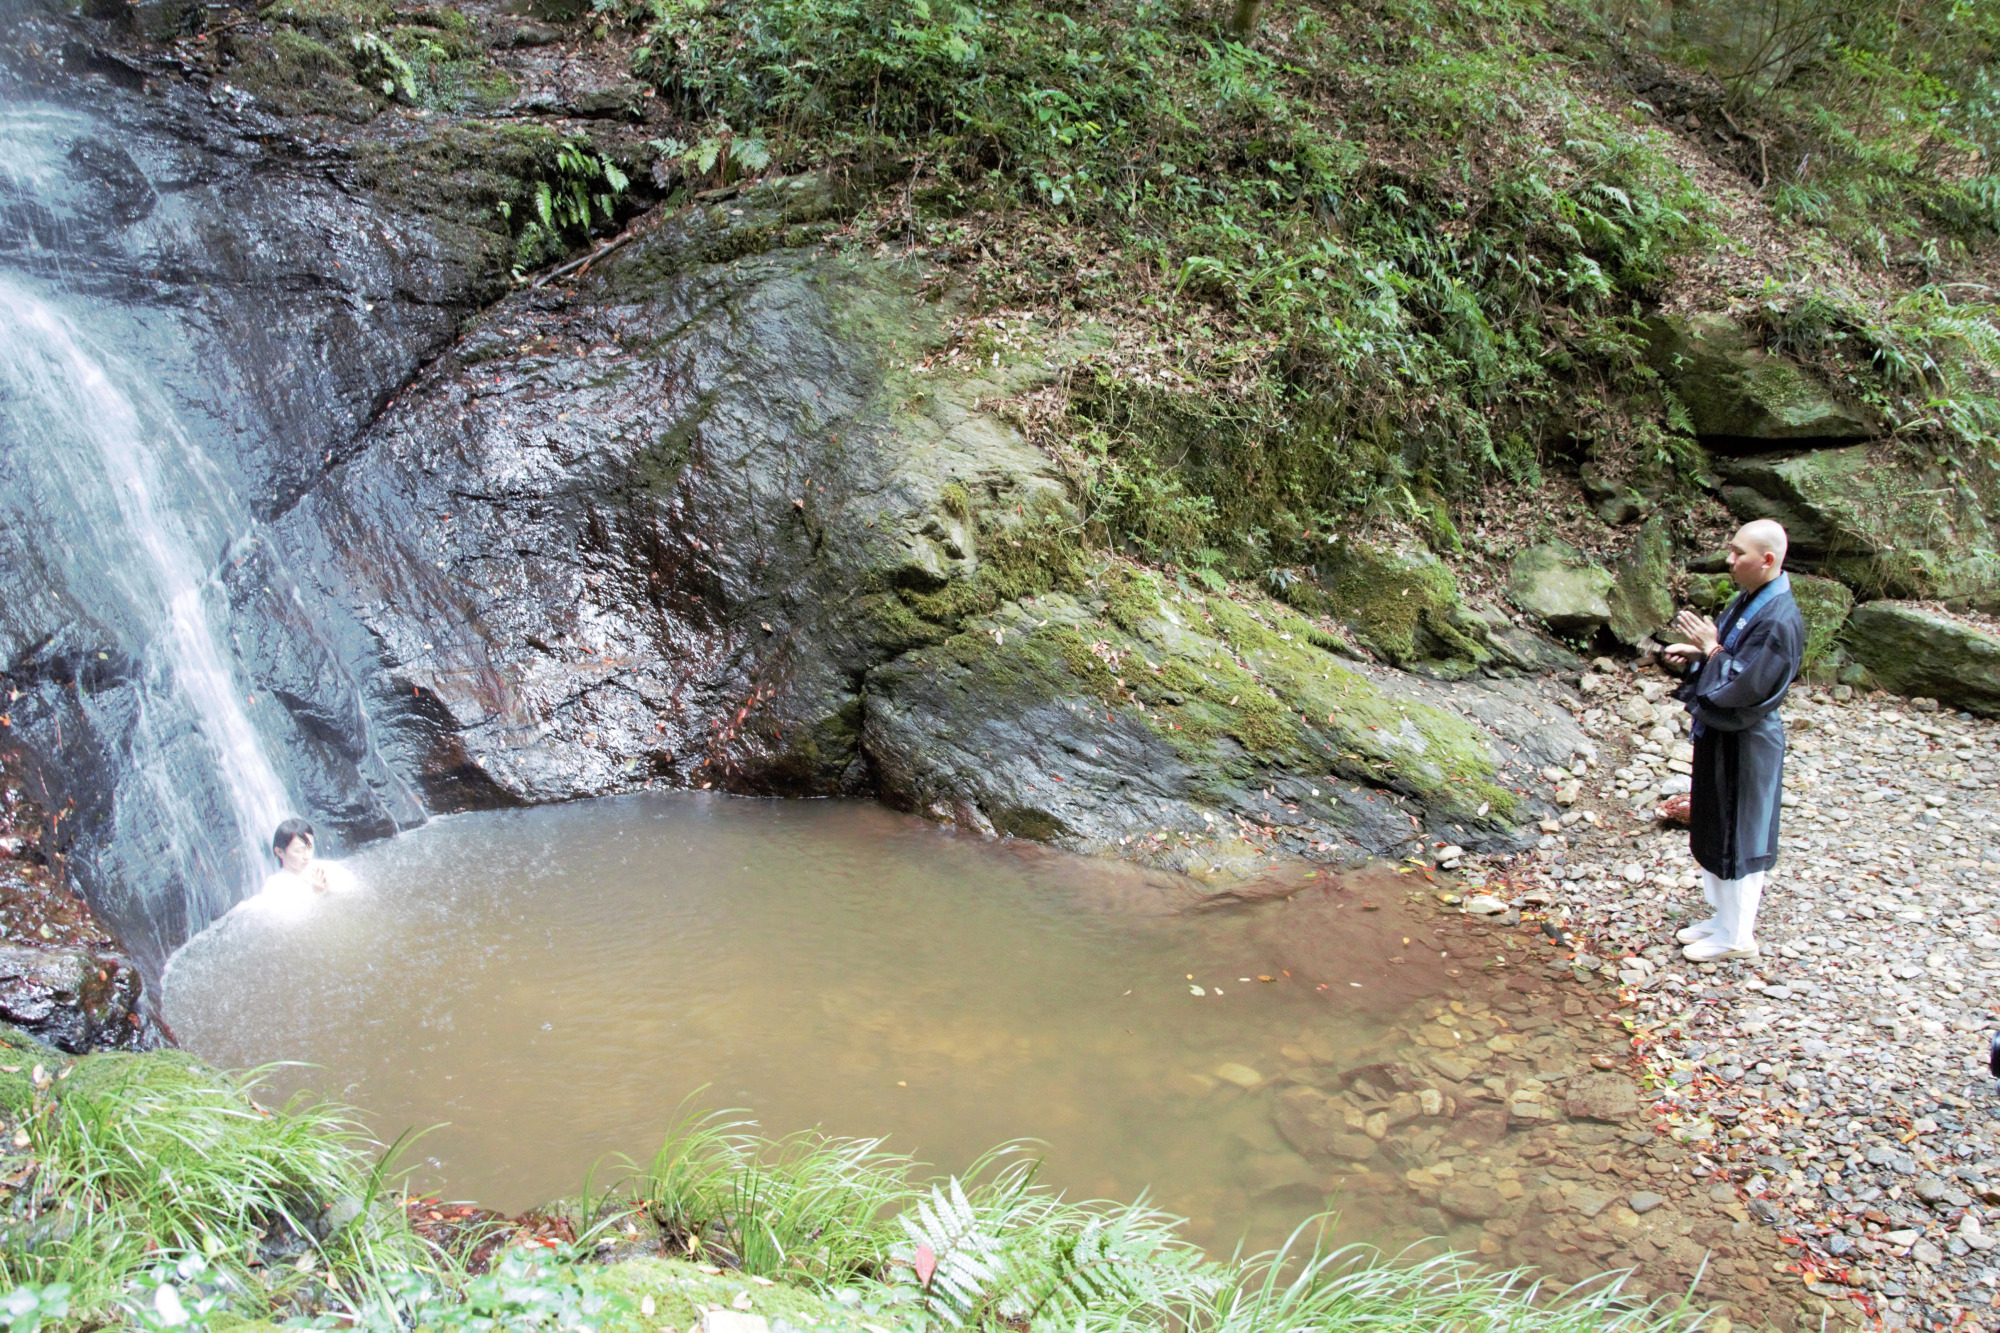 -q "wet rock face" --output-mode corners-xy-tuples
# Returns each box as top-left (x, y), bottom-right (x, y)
(0, 944), (148, 1053)
(0, 18), (509, 972)
(262, 220), (1066, 804)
